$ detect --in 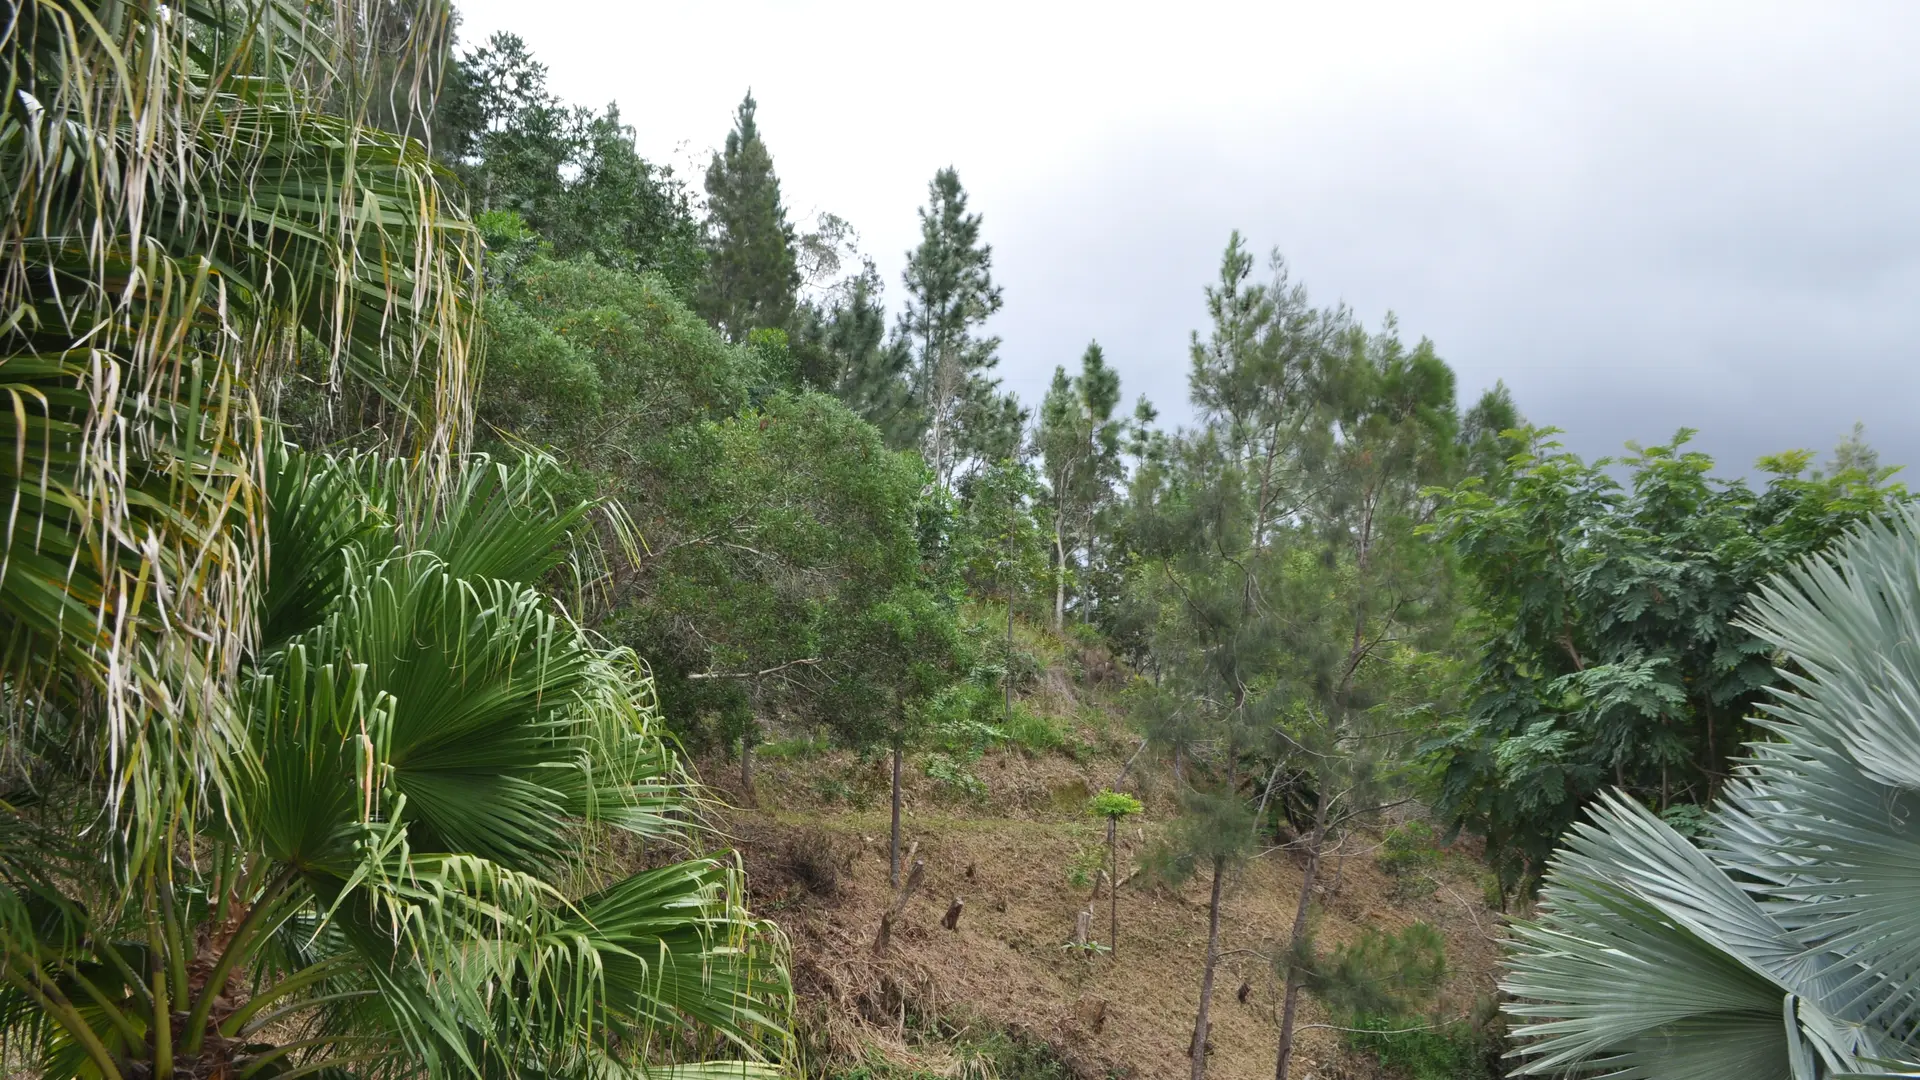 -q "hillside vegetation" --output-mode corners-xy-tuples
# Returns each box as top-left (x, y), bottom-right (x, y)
(5, 4), (1917, 1080)
(706, 622), (1508, 1079)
